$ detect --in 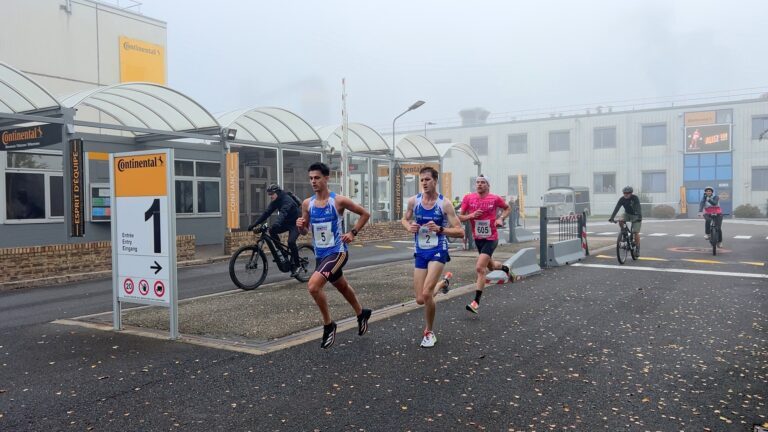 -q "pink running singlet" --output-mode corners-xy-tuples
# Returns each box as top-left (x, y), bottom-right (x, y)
(460, 193), (508, 241)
